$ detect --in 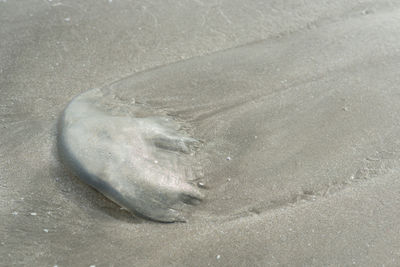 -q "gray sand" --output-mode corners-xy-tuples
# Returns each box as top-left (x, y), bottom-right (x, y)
(2, 0), (400, 266)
